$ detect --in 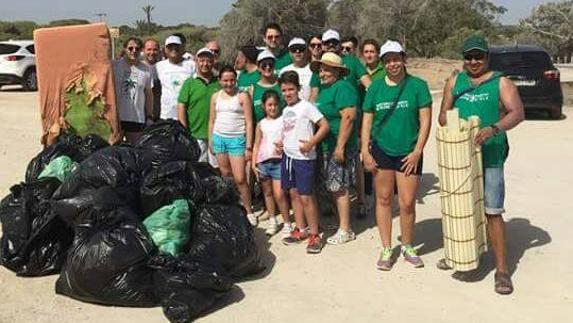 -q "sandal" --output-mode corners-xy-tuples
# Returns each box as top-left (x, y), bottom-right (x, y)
(494, 272), (514, 295)
(436, 258), (453, 271)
